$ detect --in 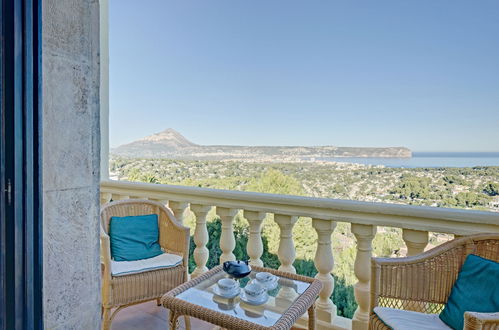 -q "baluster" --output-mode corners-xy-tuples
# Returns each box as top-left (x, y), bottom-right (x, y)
(351, 223), (376, 330)
(274, 214), (298, 273)
(169, 201), (189, 225)
(217, 207), (238, 264)
(100, 192), (112, 205)
(244, 210), (266, 267)
(191, 204), (211, 278)
(402, 229), (429, 256)
(312, 218), (337, 324)
(402, 229), (430, 312)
